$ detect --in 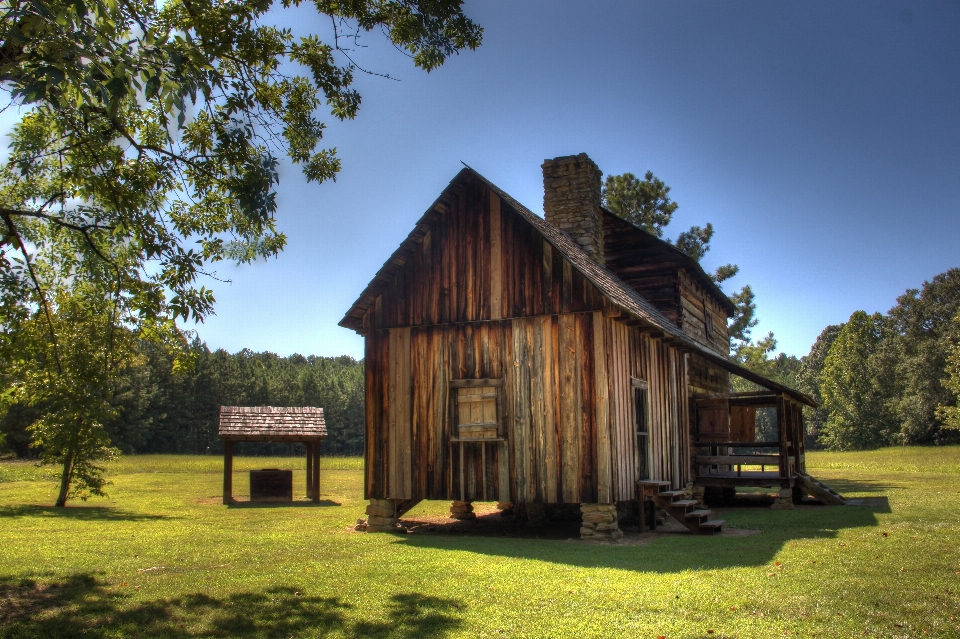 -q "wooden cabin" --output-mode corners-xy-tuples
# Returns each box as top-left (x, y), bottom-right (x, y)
(340, 154), (839, 539)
